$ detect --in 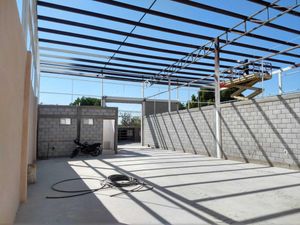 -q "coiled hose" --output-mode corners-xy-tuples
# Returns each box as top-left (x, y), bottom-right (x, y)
(46, 174), (153, 199)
